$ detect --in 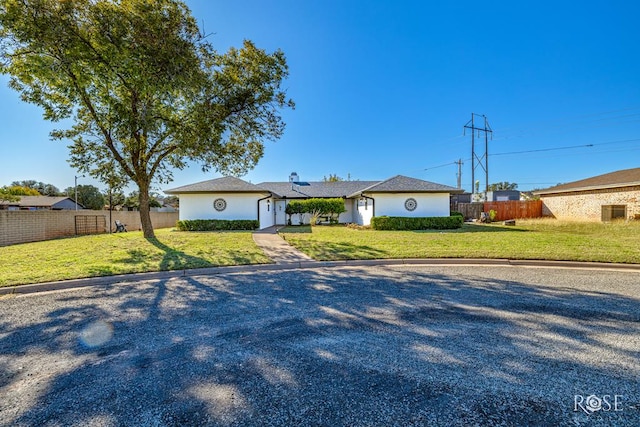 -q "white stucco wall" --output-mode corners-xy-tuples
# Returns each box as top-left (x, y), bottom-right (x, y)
(371, 193), (451, 218)
(354, 198), (374, 225)
(178, 193), (263, 221)
(258, 197), (275, 229)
